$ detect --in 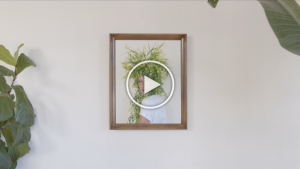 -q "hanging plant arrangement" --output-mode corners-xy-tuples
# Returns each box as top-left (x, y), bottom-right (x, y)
(120, 42), (171, 123)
